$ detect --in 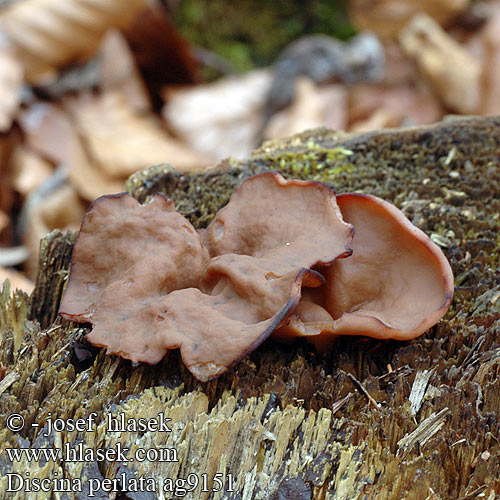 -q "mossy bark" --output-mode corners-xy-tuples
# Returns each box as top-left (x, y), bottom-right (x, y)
(1, 116), (499, 499)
